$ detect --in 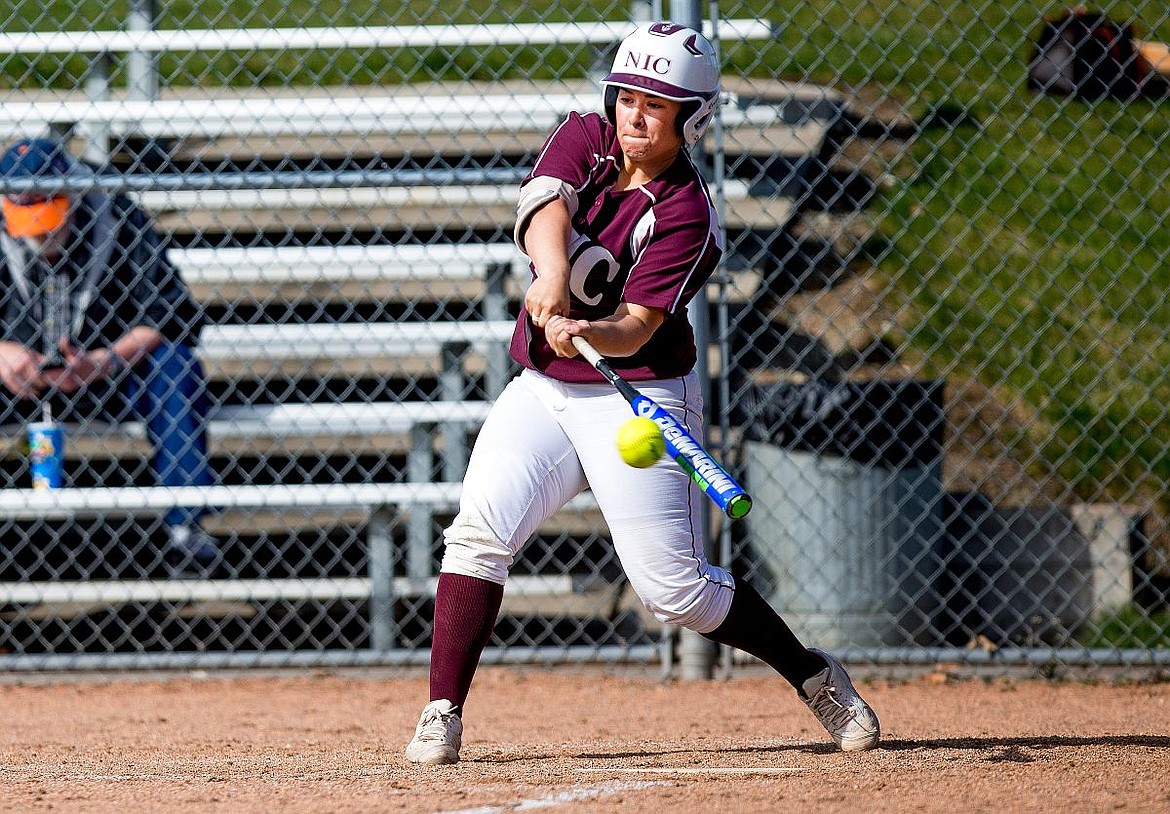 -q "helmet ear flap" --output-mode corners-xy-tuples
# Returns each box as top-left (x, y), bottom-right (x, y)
(683, 96), (719, 144)
(603, 85), (619, 125)
(677, 100), (701, 140)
